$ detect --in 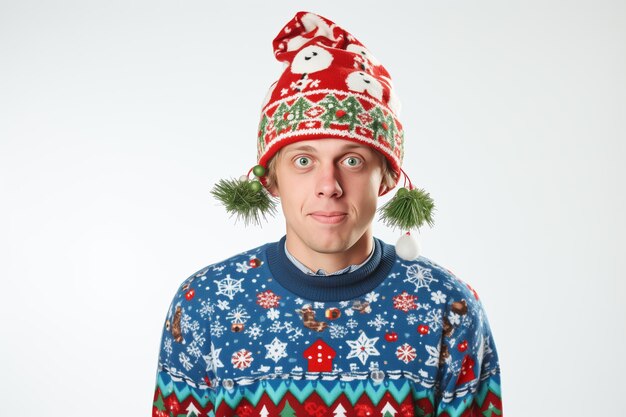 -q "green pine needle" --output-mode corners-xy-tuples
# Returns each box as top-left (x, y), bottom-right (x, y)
(378, 188), (436, 231)
(211, 178), (278, 227)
